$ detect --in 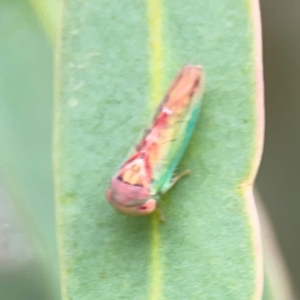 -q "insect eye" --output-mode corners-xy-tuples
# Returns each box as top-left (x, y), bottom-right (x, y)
(137, 199), (156, 214)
